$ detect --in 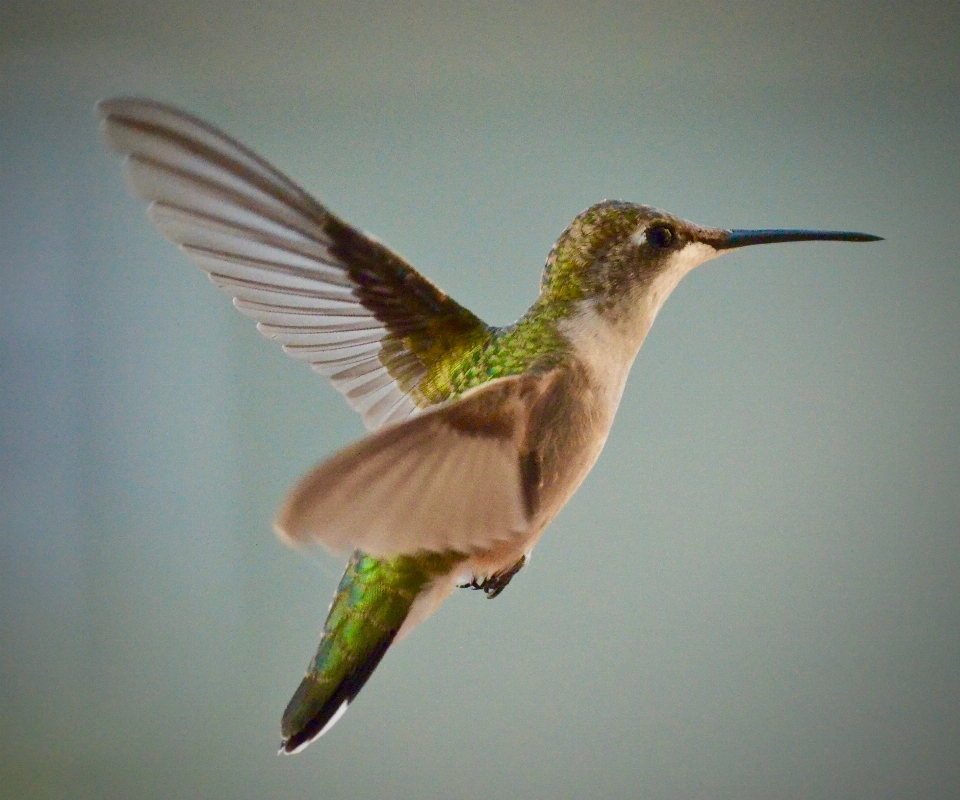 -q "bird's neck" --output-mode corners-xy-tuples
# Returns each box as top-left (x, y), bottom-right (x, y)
(551, 255), (701, 415)
(551, 299), (640, 418)
(555, 239), (718, 372)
